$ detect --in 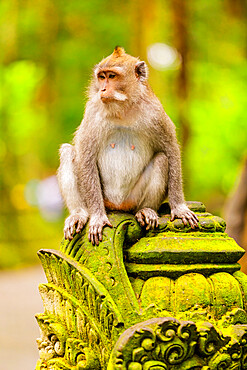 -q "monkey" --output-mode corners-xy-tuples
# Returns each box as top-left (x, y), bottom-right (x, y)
(57, 46), (199, 245)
